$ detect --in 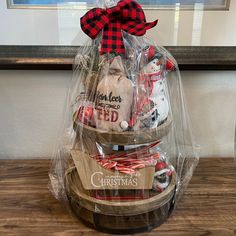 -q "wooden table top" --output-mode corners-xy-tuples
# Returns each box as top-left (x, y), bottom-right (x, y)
(0, 158), (236, 236)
